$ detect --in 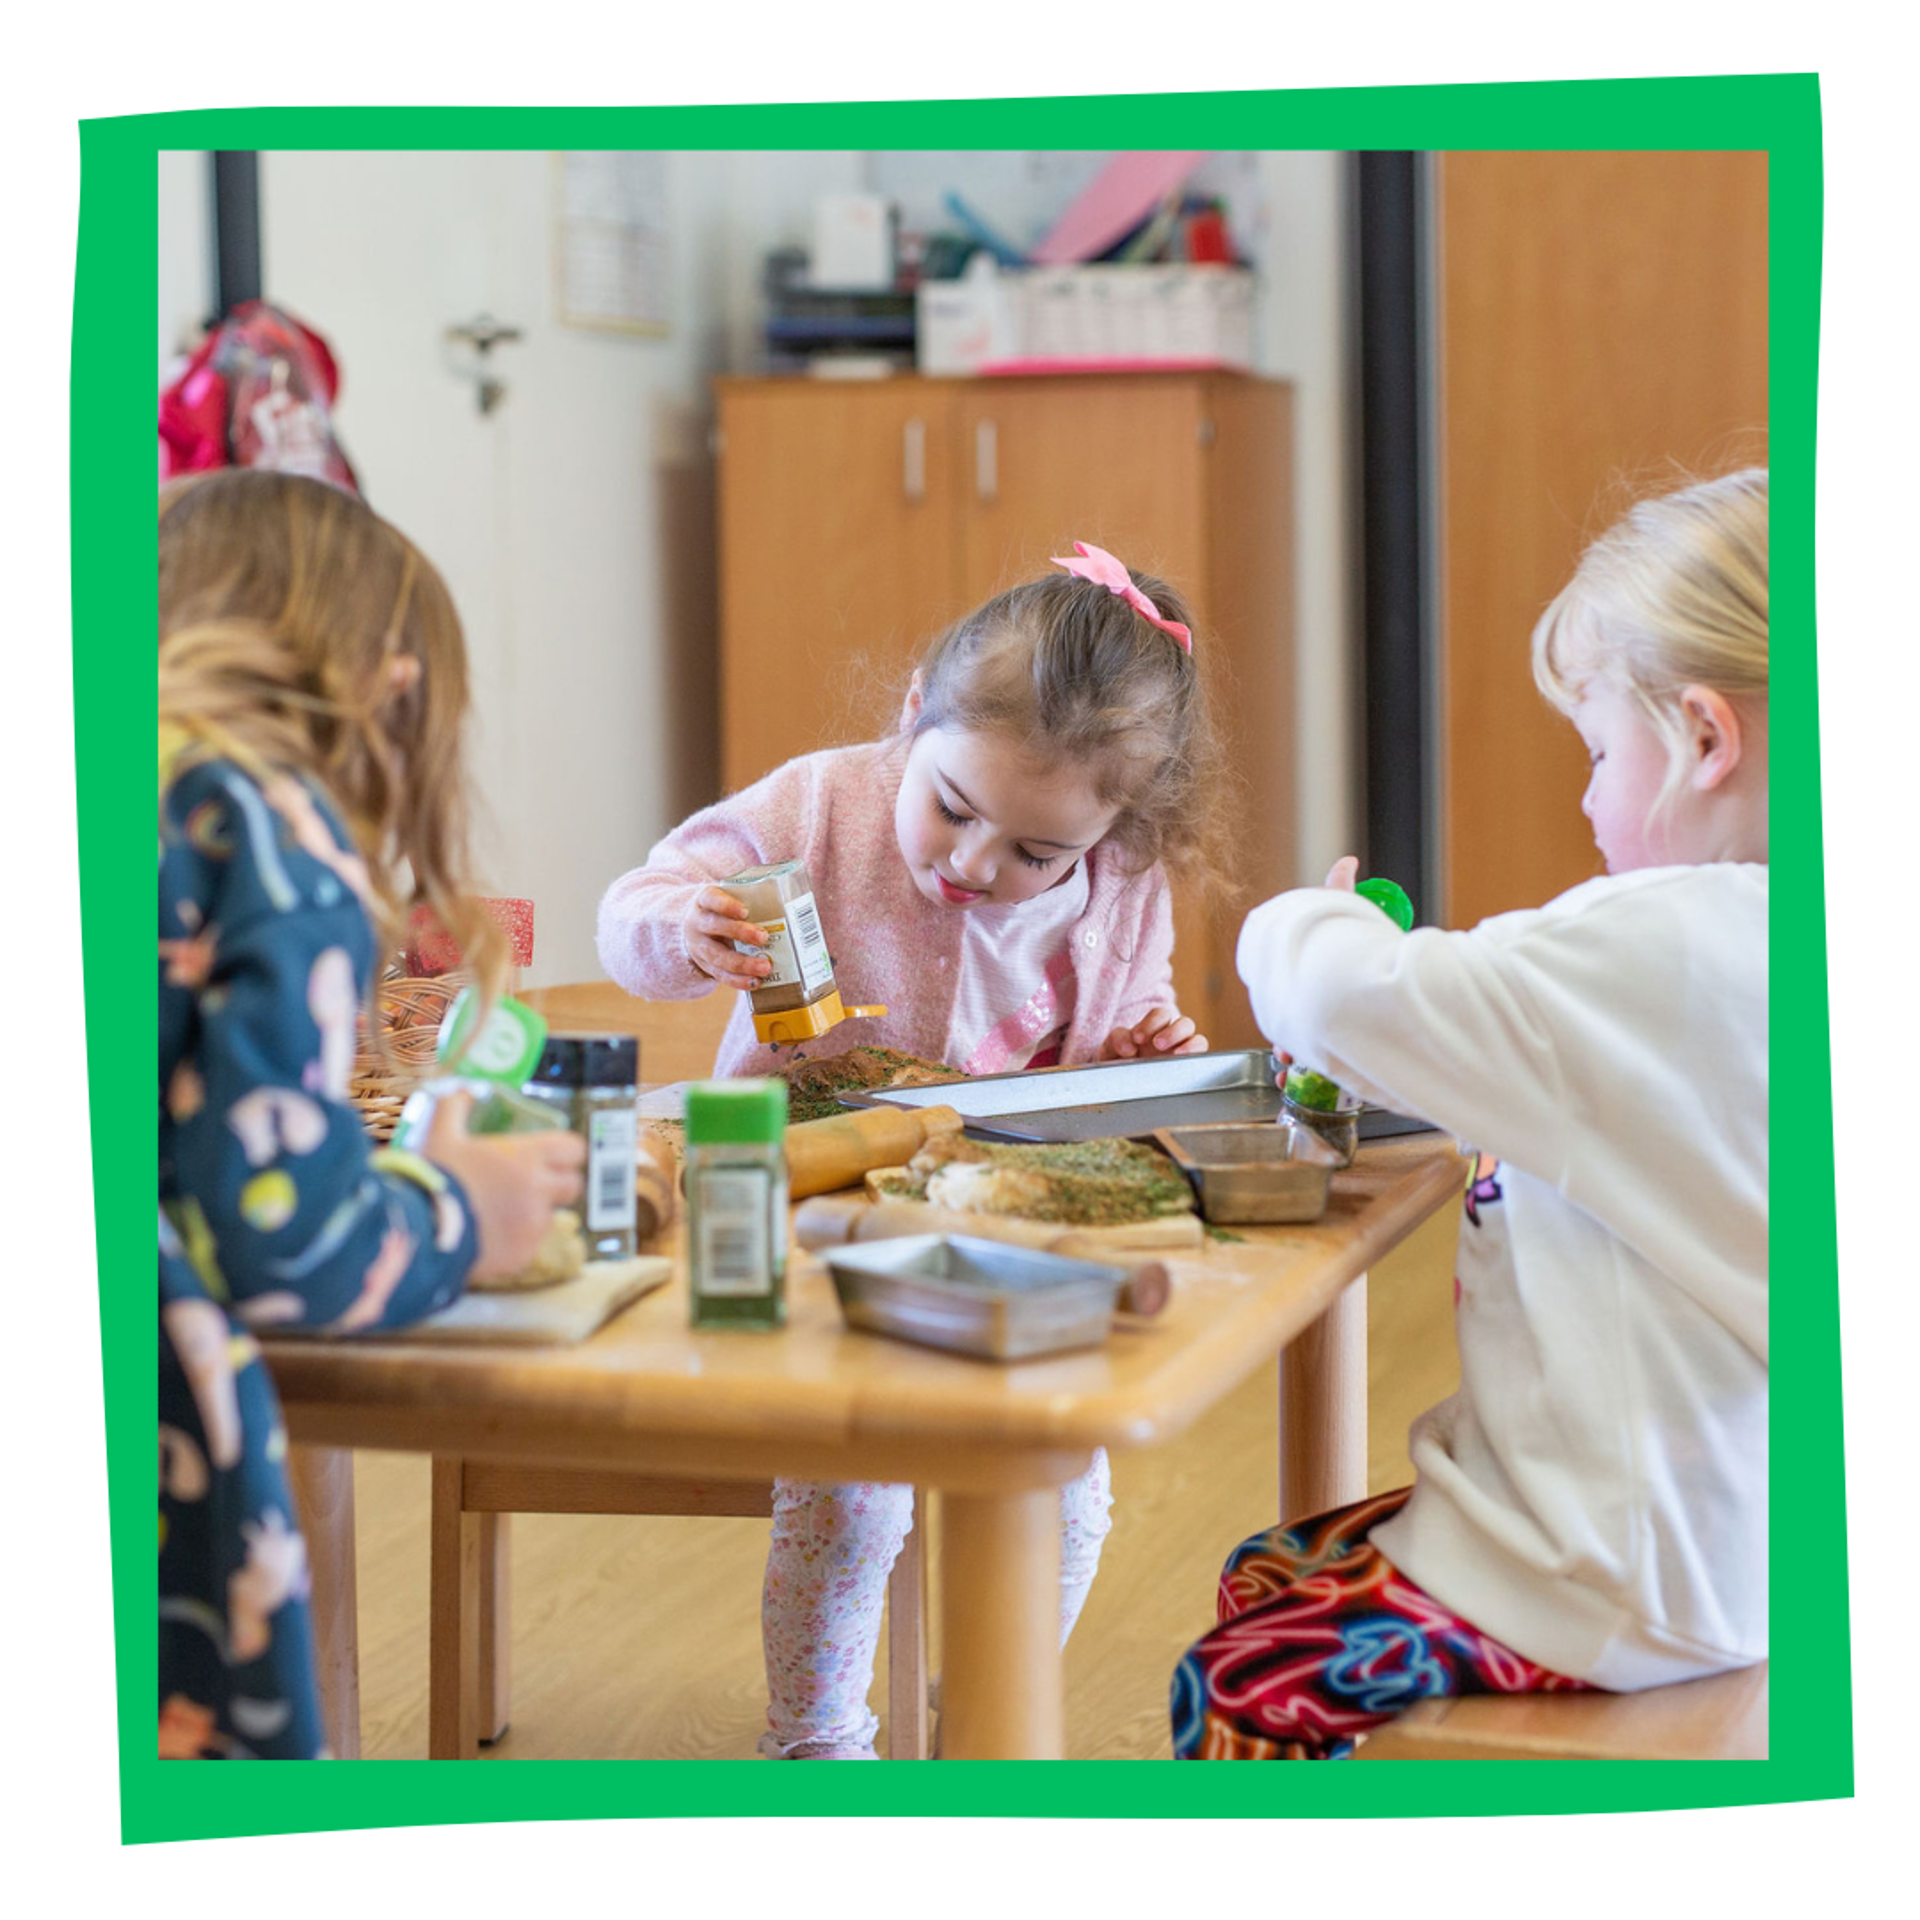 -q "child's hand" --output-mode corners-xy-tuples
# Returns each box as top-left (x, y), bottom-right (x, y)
(1101, 1009), (1208, 1060)
(424, 1091), (589, 1284)
(685, 884), (773, 990)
